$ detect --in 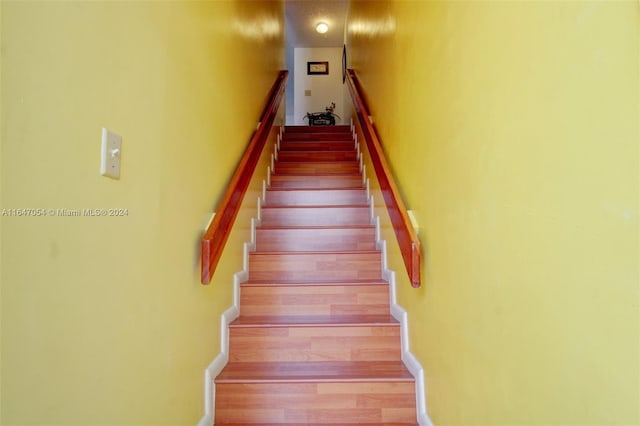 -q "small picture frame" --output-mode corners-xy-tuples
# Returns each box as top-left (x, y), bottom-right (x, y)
(307, 61), (329, 75)
(342, 45), (347, 83)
